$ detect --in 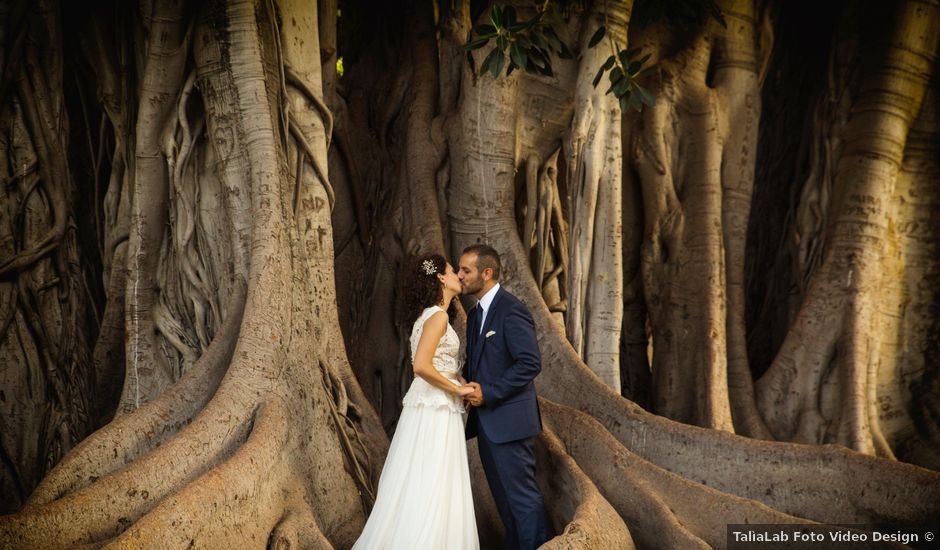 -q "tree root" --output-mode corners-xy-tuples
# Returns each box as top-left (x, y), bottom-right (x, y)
(103, 398), (290, 549)
(0, 22), (69, 277)
(267, 506), (333, 550)
(120, 0), (190, 413)
(543, 350), (940, 524)
(756, 0), (940, 454)
(538, 424), (635, 549)
(91, 243), (128, 426)
(543, 399), (809, 550)
(452, 210), (940, 526)
(713, 0), (776, 442)
(26, 284), (246, 507)
(2, 375), (260, 548)
(444, 11), (940, 540)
